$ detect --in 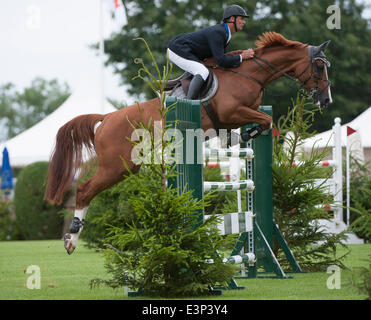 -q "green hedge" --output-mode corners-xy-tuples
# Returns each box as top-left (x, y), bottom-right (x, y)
(0, 195), (19, 240)
(14, 162), (64, 240)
